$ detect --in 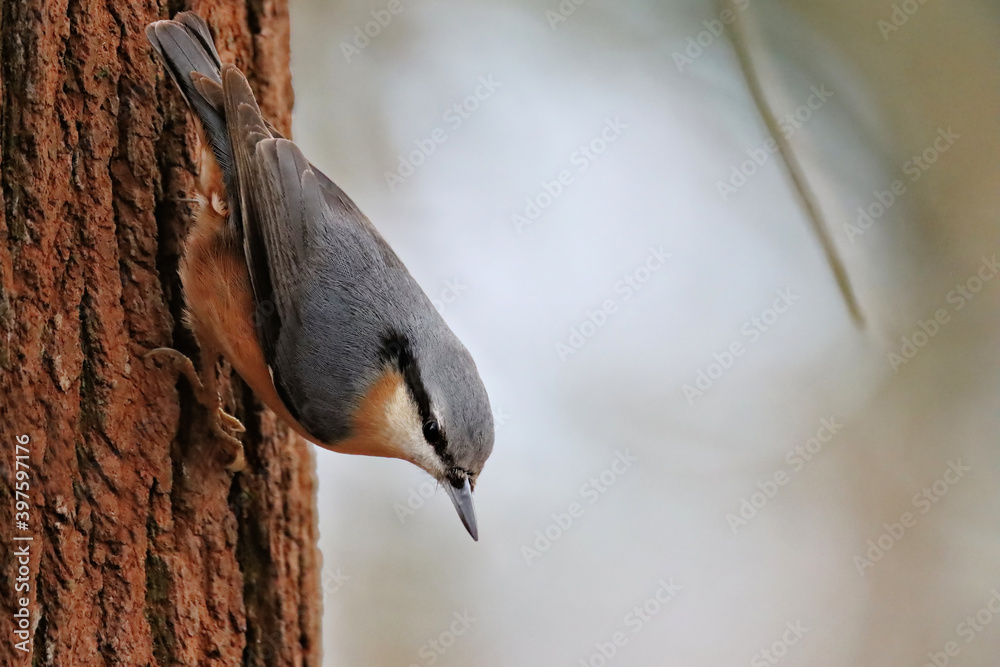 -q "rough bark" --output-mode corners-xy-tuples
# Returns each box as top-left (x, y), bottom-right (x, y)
(0, 0), (321, 665)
